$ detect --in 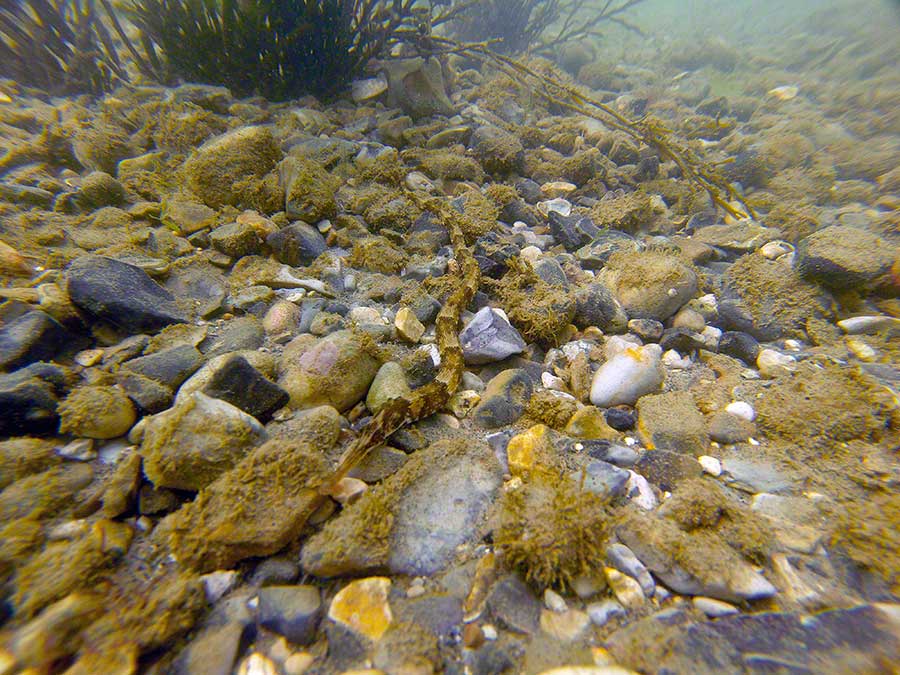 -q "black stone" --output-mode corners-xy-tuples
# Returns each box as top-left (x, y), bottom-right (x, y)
(0, 362), (68, 436)
(532, 257), (568, 287)
(500, 198), (541, 228)
(121, 344), (204, 389)
(718, 331), (760, 365)
(266, 221), (327, 267)
(548, 211), (601, 252)
(251, 558), (300, 587)
(0, 310), (69, 371)
(486, 574), (541, 635)
(66, 255), (187, 333)
(634, 449), (702, 492)
(574, 282), (627, 332)
(202, 354), (289, 421)
(257, 585), (322, 645)
(515, 178), (543, 204)
(117, 371), (174, 414)
(605, 406), (637, 431)
(629, 318), (664, 342)
(659, 327), (708, 354)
